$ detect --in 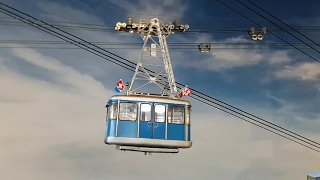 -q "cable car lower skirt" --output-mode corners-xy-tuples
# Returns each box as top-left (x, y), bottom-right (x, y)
(105, 137), (192, 148)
